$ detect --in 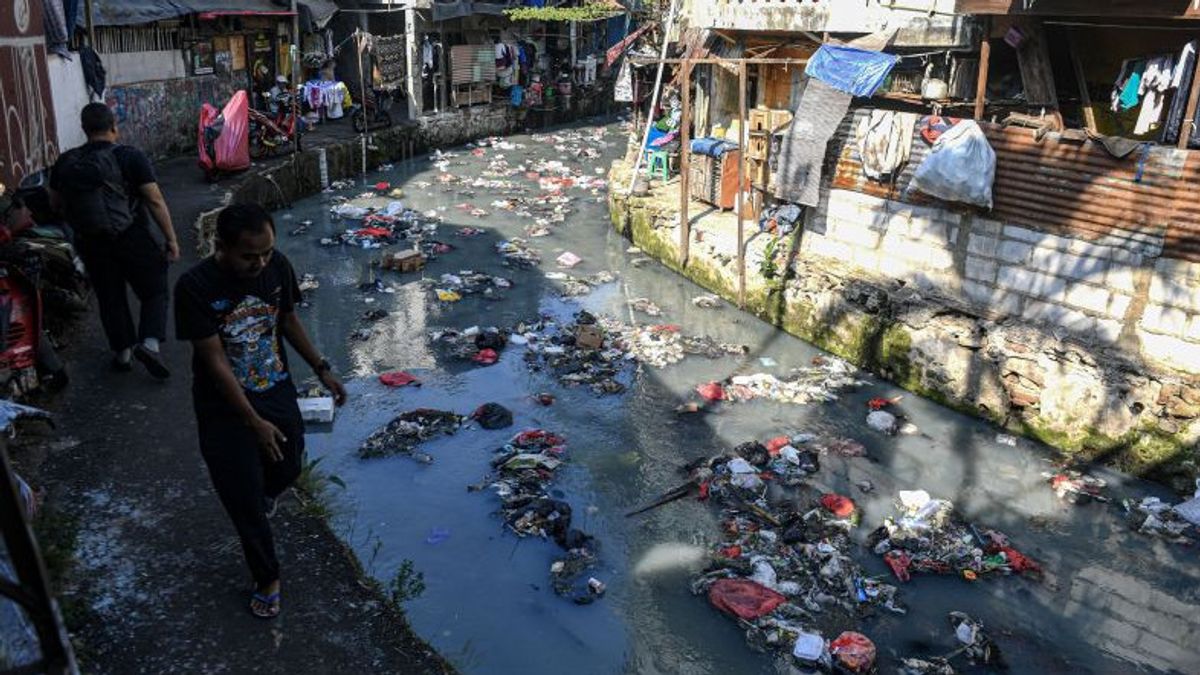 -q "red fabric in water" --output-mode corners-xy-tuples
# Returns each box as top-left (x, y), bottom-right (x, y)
(708, 579), (786, 620)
